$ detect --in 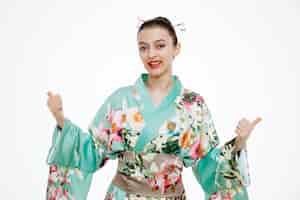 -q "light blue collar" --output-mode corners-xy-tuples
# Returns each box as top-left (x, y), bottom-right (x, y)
(133, 73), (183, 152)
(134, 73), (182, 112)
